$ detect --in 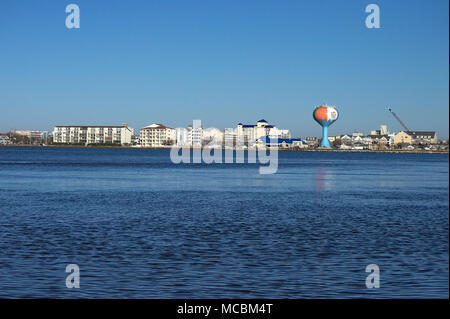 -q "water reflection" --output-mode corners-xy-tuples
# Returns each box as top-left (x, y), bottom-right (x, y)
(314, 167), (334, 192)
